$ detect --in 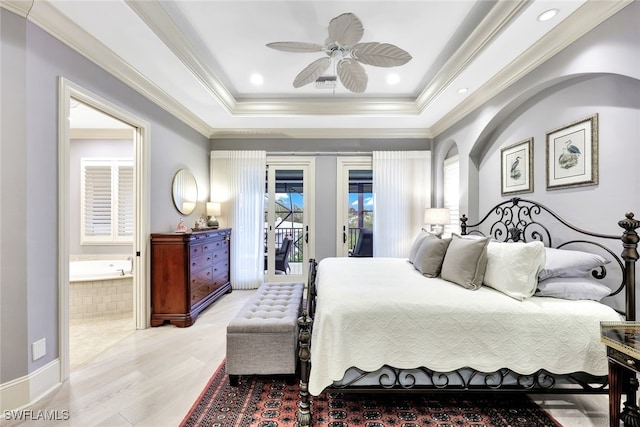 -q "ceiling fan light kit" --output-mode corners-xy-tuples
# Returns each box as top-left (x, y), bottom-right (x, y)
(267, 12), (412, 93)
